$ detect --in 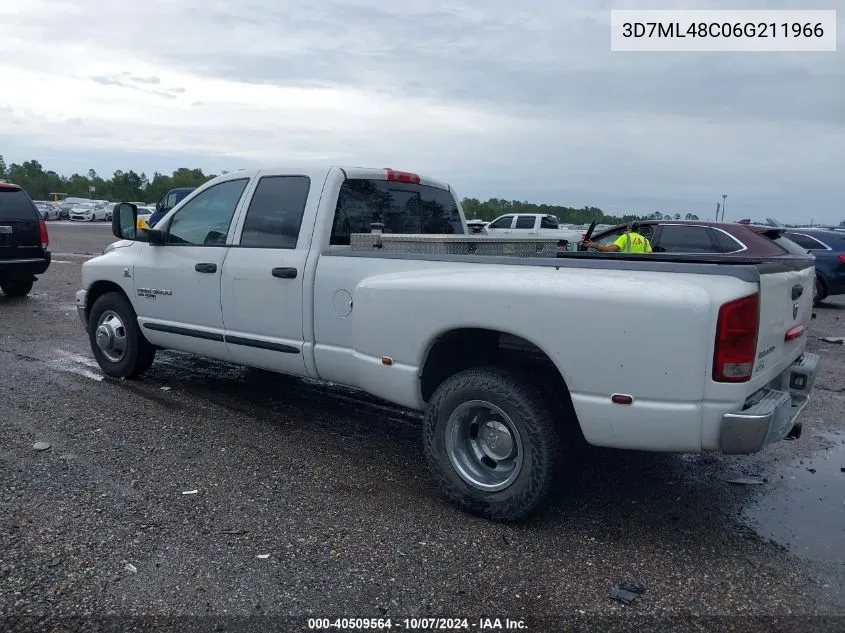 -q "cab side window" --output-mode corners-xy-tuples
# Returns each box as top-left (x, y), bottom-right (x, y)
(165, 192), (179, 209)
(239, 176), (311, 248)
(785, 232), (827, 250)
(655, 225), (714, 253)
(514, 216), (535, 229)
(488, 215), (514, 229)
(166, 179), (249, 246)
(595, 224), (654, 247)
